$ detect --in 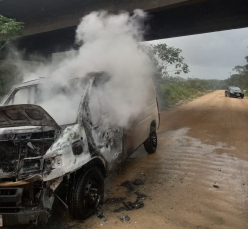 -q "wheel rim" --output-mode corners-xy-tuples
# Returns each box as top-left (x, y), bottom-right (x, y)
(150, 132), (157, 149)
(84, 178), (100, 210)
